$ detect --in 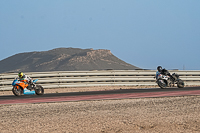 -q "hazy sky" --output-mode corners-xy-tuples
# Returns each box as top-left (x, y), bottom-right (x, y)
(1, 0), (200, 70)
